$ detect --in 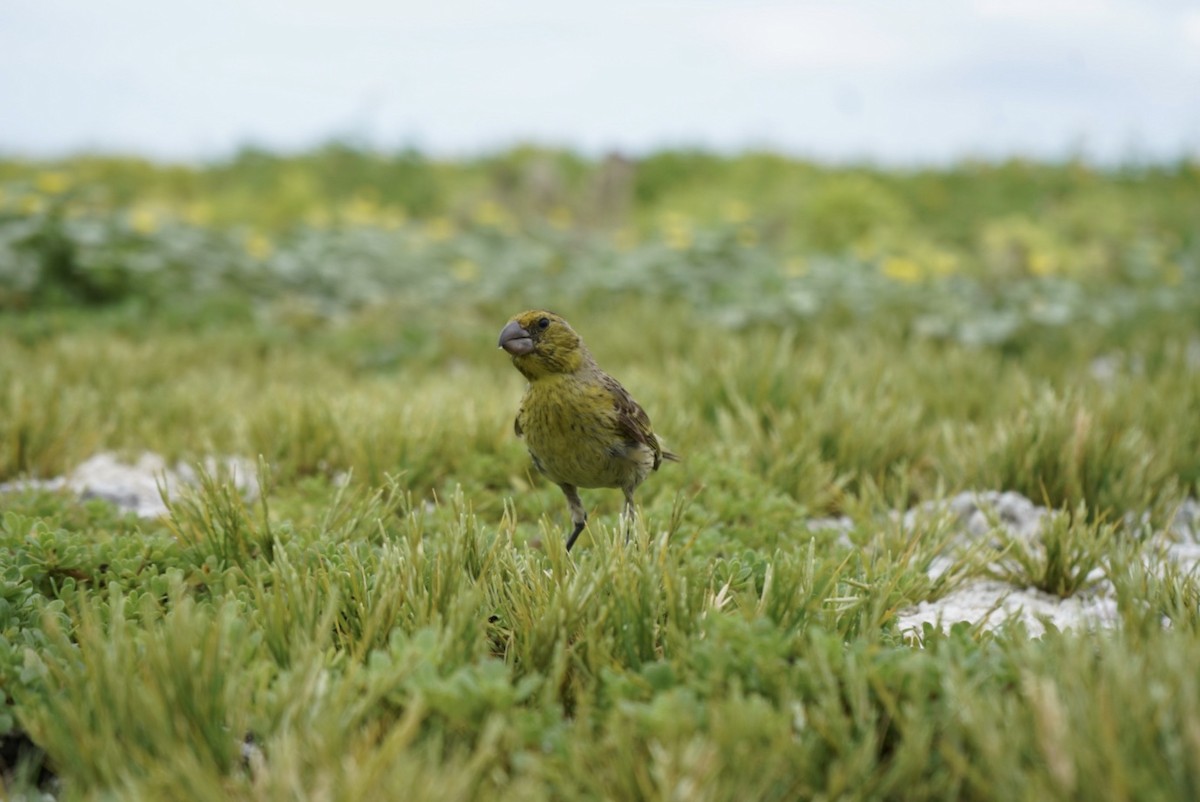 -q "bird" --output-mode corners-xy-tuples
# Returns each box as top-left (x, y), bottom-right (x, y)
(498, 310), (679, 551)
